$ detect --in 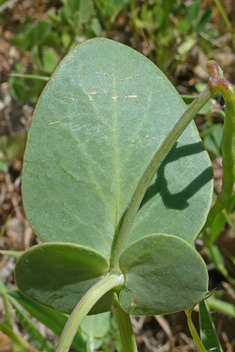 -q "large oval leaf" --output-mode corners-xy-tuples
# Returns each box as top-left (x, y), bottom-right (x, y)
(119, 234), (208, 315)
(127, 142), (213, 245)
(15, 243), (116, 314)
(22, 38), (212, 259)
